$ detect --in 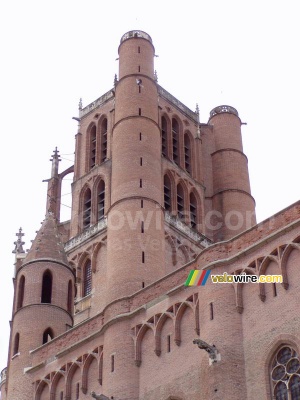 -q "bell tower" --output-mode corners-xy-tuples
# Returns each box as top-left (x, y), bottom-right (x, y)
(106, 31), (165, 302)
